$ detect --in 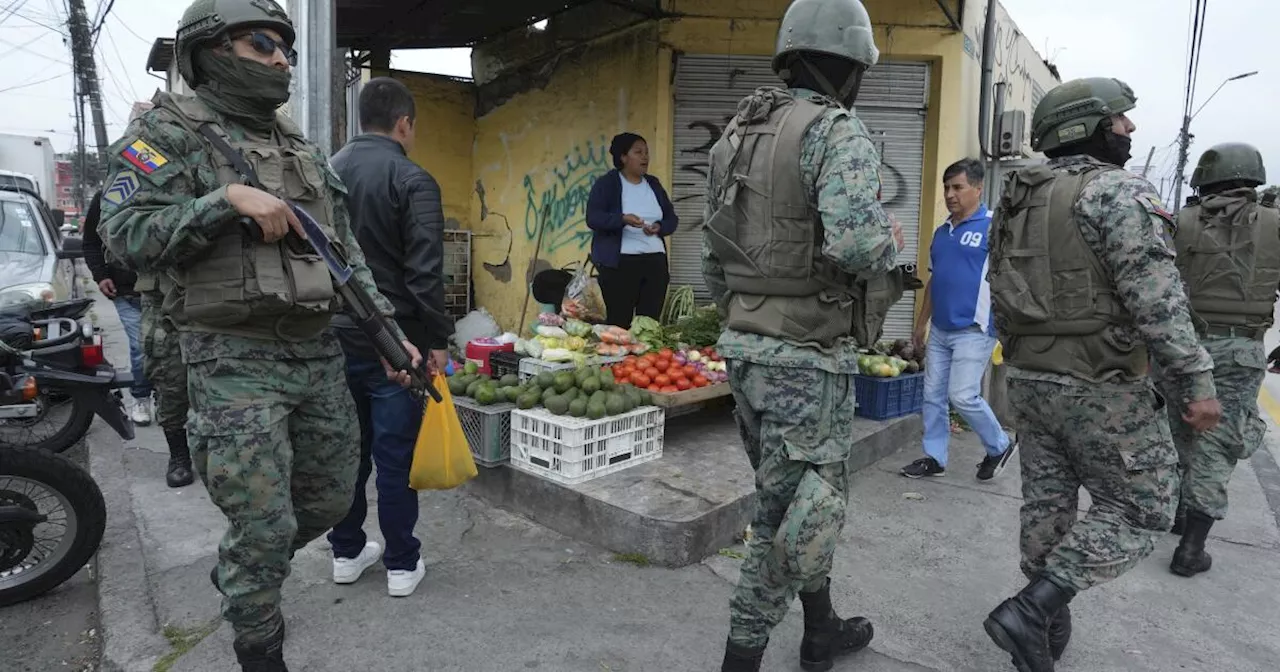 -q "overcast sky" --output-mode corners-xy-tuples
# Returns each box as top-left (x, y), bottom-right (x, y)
(1, 0), (1273, 201)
